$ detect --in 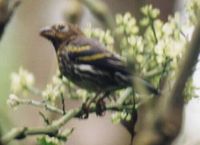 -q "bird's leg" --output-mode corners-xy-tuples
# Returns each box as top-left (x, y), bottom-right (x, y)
(107, 93), (117, 102)
(78, 92), (101, 119)
(85, 92), (100, 106)
(96, 92), (110, 116)
(79, 103), (89, 119)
